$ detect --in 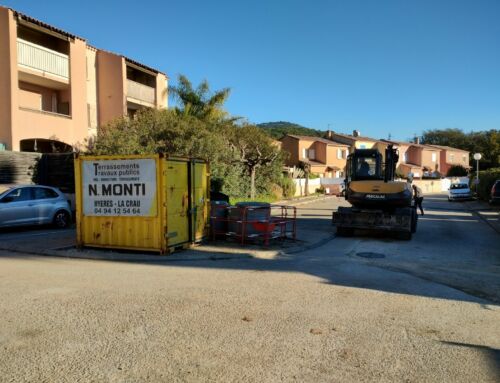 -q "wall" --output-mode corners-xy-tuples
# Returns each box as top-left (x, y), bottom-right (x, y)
(0, 8), (16, 150)
(325, 145), (348, 171)
(85, 47), (98, 138)
(18, 81), (58, 111)
(96, 50), (125, 126)
(412, 179), (448, 193)
(156, 73), (168, 109)
(314, 141), (327, 163)
(407, 146), (422, 166)
(421, 149), (440, 171)
(281, 136), (300, 166)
